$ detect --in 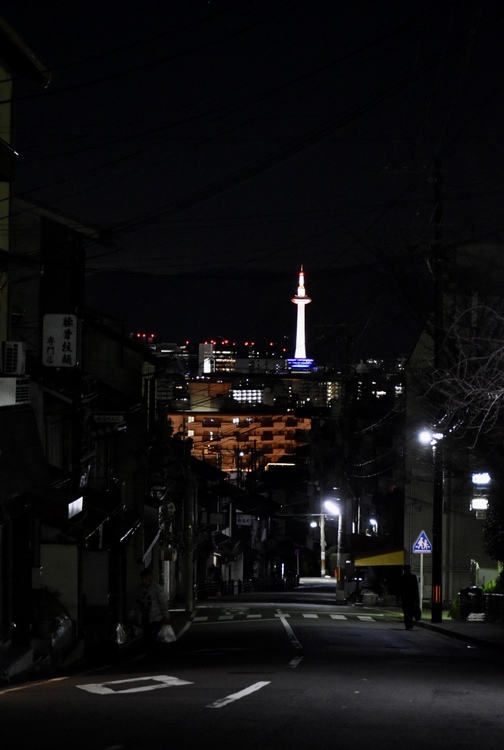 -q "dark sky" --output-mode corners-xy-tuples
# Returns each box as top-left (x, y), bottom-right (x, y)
(3, 1), (504, 363)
